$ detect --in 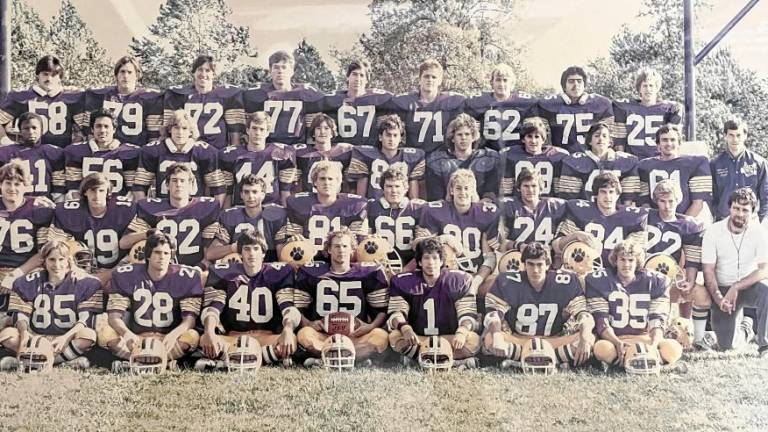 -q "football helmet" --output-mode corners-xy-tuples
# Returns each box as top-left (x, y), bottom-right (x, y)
(279, 235), (316, 269)
(18, 336), (55, 373)
(418, 336), (454, 371)
(623, 342), (661, 376)
(521, 337), (557, 375)
(322, 311), (356, 336)
(129, 337), (168, 374)
(321, 334), (356, 370)
(497, 250), (523, 273)
(562, 240), (602, 276)
(439, 236), (473, 272)
(215, 252), (242, 265)
(225, 335), (262, 373)
(66, 240), (95, 273)
(128, 240), (147, 264)
(644, 254), (686, 290)
(355, 235), (403, 275)
(665, 317), (694, 350)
